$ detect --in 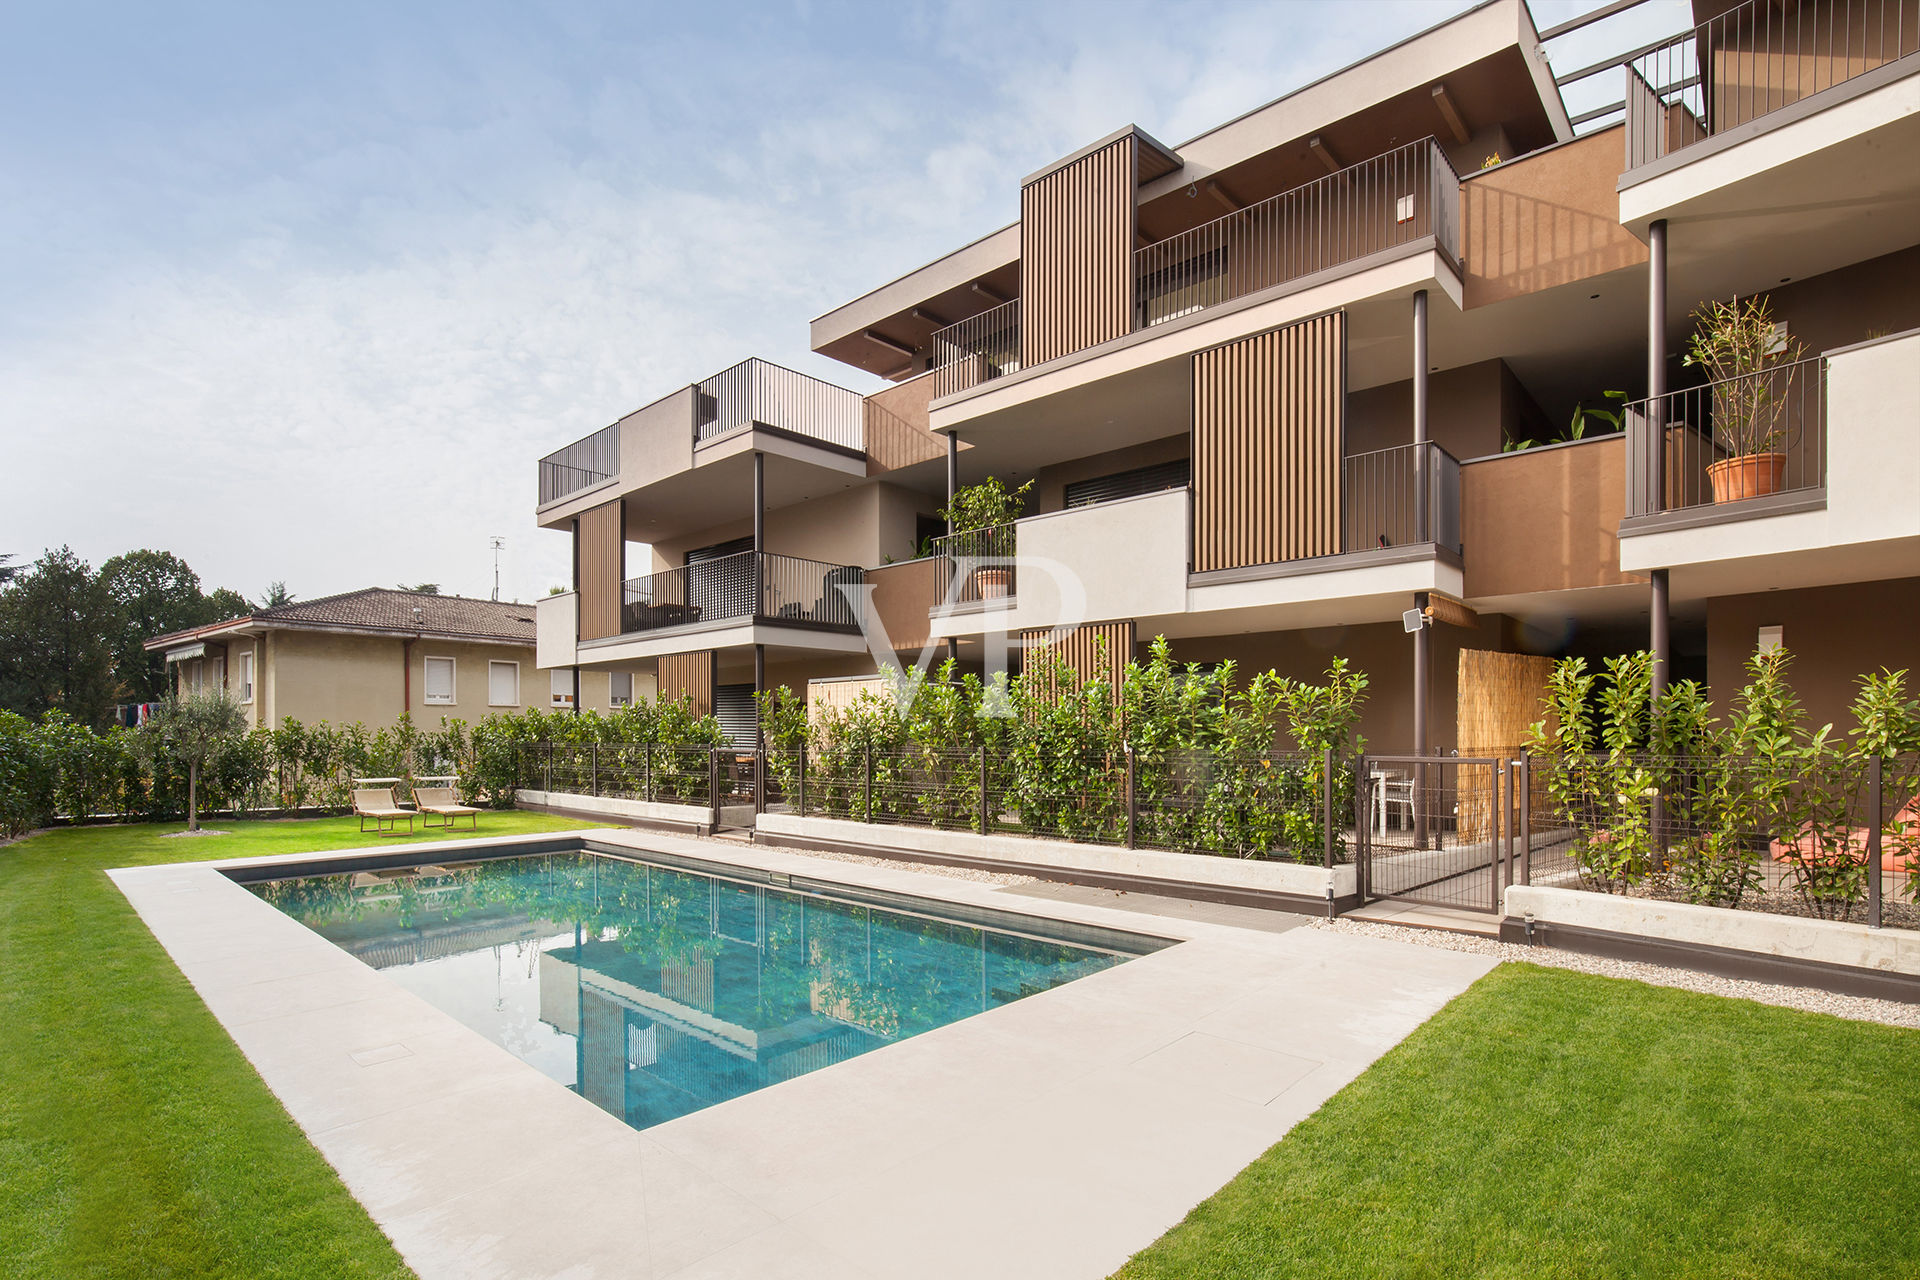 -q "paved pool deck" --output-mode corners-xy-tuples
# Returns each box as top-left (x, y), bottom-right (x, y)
(110, 828), (1496, 1280)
